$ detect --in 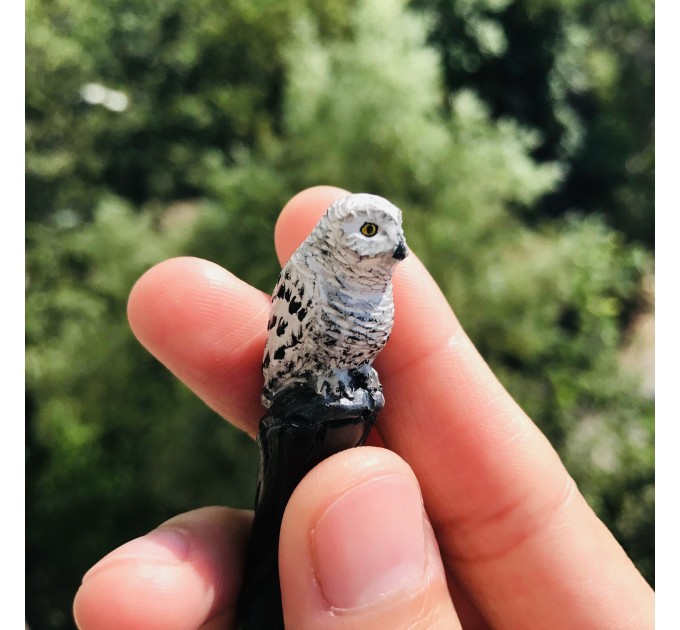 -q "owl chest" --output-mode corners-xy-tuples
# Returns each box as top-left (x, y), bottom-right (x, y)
(311, 287), (394, 366)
